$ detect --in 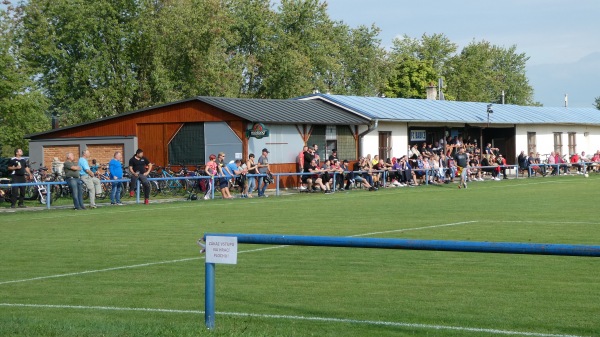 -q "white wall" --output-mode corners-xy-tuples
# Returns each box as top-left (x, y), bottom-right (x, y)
(515, 124), (600, 159)
(360, 122), (408, 158)
(248, 124), (304, 164)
